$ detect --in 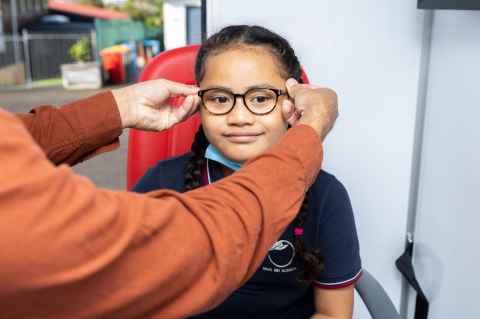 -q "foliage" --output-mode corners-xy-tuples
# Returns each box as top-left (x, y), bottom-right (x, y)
(74, 0), (163, 28)
(69, 37), (91, 63)
(78, 0), (104, 7)
(120, 0), (163, 28)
